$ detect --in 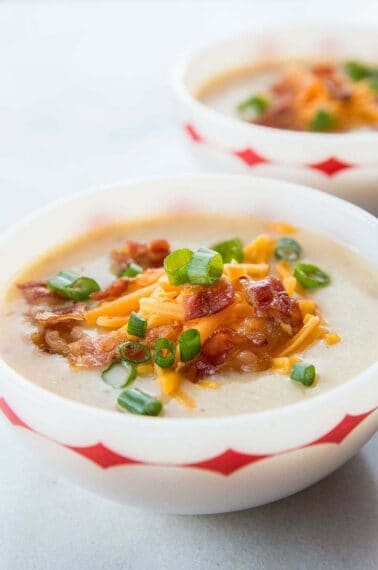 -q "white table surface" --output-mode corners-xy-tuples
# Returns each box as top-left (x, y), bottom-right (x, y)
(0, 2), (377, 569)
